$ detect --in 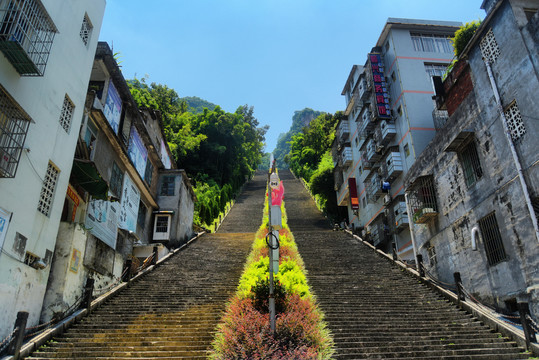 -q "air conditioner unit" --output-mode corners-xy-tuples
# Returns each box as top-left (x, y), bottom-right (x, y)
(384, 194), (391, 205)
(384, 208), (390, 216)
